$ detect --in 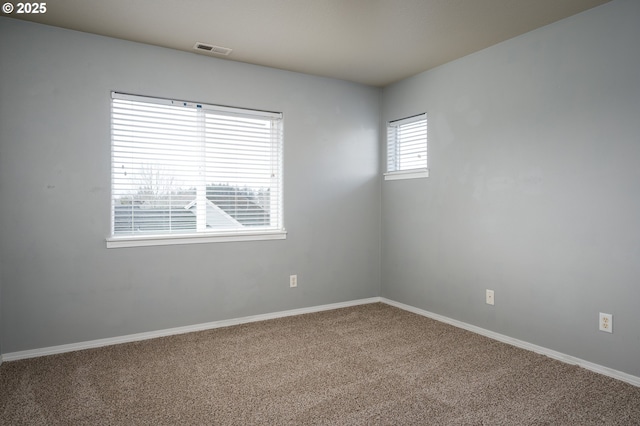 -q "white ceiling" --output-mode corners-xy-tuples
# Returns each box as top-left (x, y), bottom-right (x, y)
(8, 0), (611, 87)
